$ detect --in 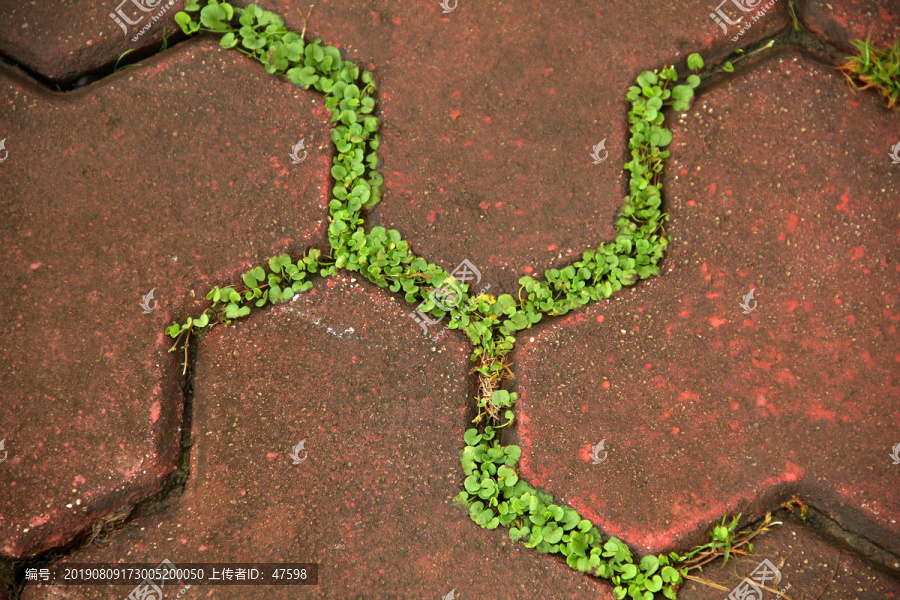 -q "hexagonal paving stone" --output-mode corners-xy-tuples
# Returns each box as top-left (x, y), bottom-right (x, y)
(513, 50), (899, 557)
(246, 0), (790, 293)
(22, 277), (614, 600)
(0, 0), (187, 84)
(800, 0), (900, 50)
(0, 38), (332, 558)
